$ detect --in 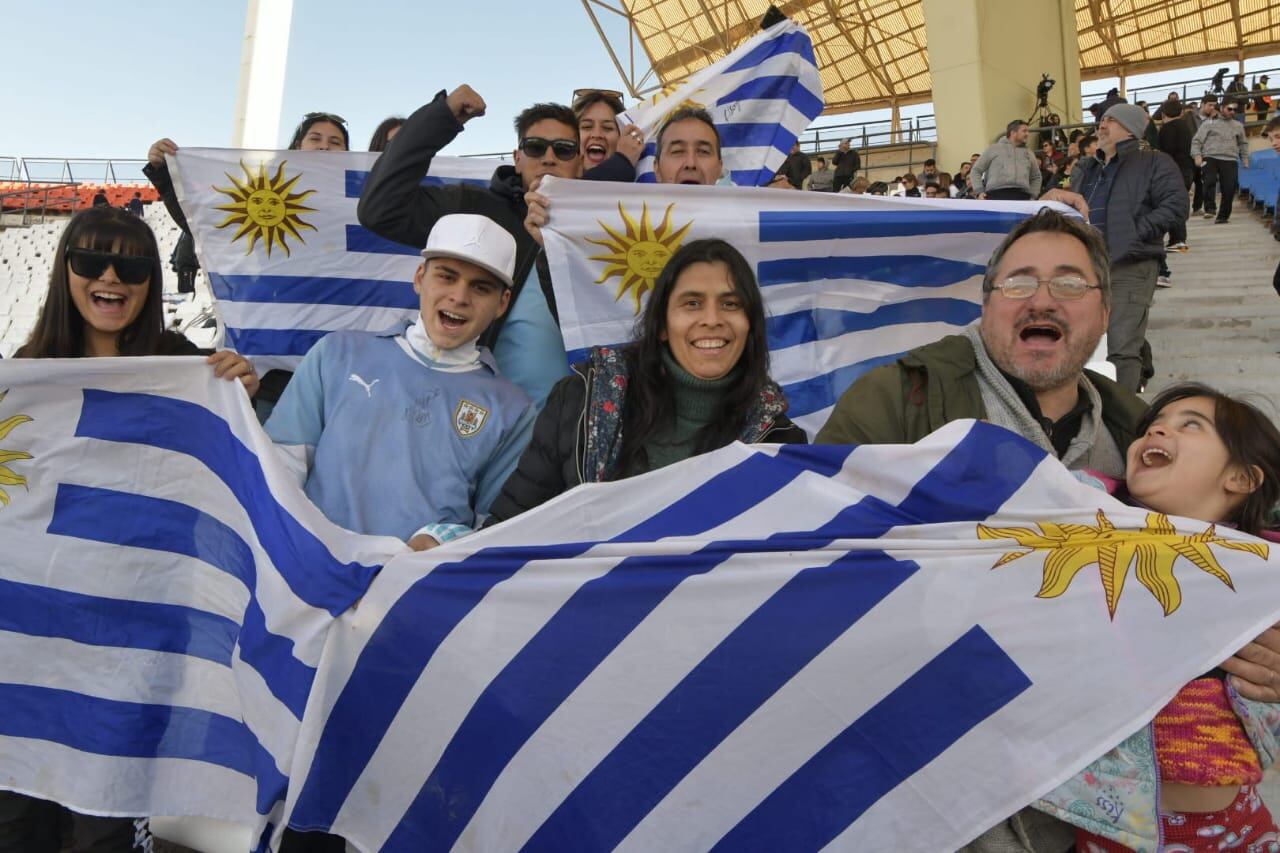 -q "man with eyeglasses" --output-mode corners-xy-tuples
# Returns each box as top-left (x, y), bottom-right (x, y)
(817, 208), (1146, 481)
(357, 85), (638, 405)
(1192, 97), (1250, 224)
